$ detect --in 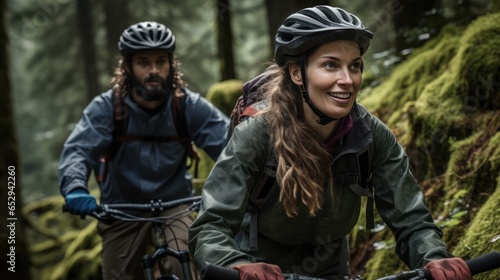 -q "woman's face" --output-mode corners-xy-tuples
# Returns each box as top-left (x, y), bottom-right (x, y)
(291, 40), (363, 122)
